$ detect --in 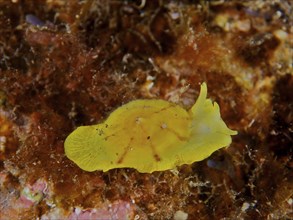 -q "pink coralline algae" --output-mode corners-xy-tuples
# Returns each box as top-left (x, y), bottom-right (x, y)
(69, 201), (135, 220)
(19, 178), (48, 208)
